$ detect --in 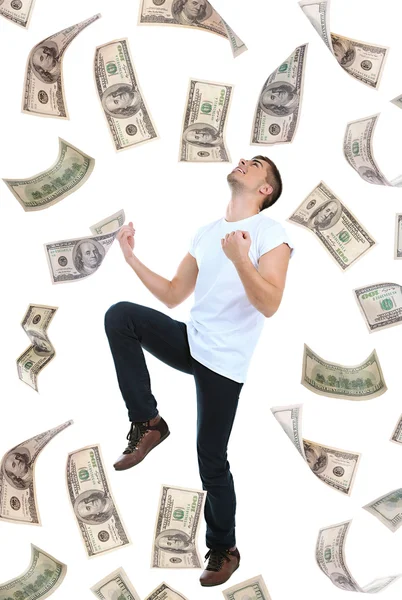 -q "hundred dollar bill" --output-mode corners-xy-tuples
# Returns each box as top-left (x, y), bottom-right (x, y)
(179, 79), (233, 162)
(288, 181), (375, 270)
(138, 0), (246, 58)
(299, 0), (388, 89)
(17, 304), (57, 392)
(22, 14), (101, 119)
(0, 420), (72, 525)
(316, 520), (402, 592)
(44, 215), (122, 284)
(391, 414), (402, 444)
(0, 0), (35, 27)
(145, 582), (189, 600)
(0, 544), (67, 599)
(354, 282), (402, 333)
(66, 444), (131, 557)
(94, 39), (158, 152)
(91, 568), (140, 600)
(364, 488), (402, 532)
(301, 344), (386, 400)
(344, 114), (402, 187)
(151, 484), (206, 568)
(223, 575), (272, 600)
(3, 138), (94, 212)
(251, 44), (308, 145)
(90, 209), (125, 235)
(391, 94), (402, 109)
(395, 215), (402, 259)
(271, 404), (360, 495)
